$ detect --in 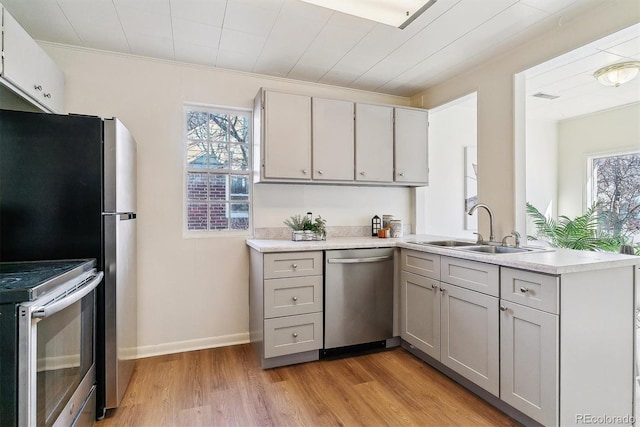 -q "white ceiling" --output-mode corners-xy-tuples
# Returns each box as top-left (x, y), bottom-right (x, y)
(0, 0), (614, 97)
(526, 23), (640, 121)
